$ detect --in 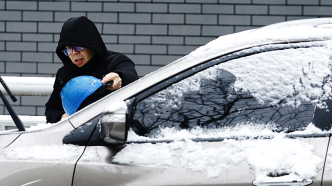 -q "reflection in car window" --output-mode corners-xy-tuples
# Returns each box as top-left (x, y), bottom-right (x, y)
(132, 43), (332, 136)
